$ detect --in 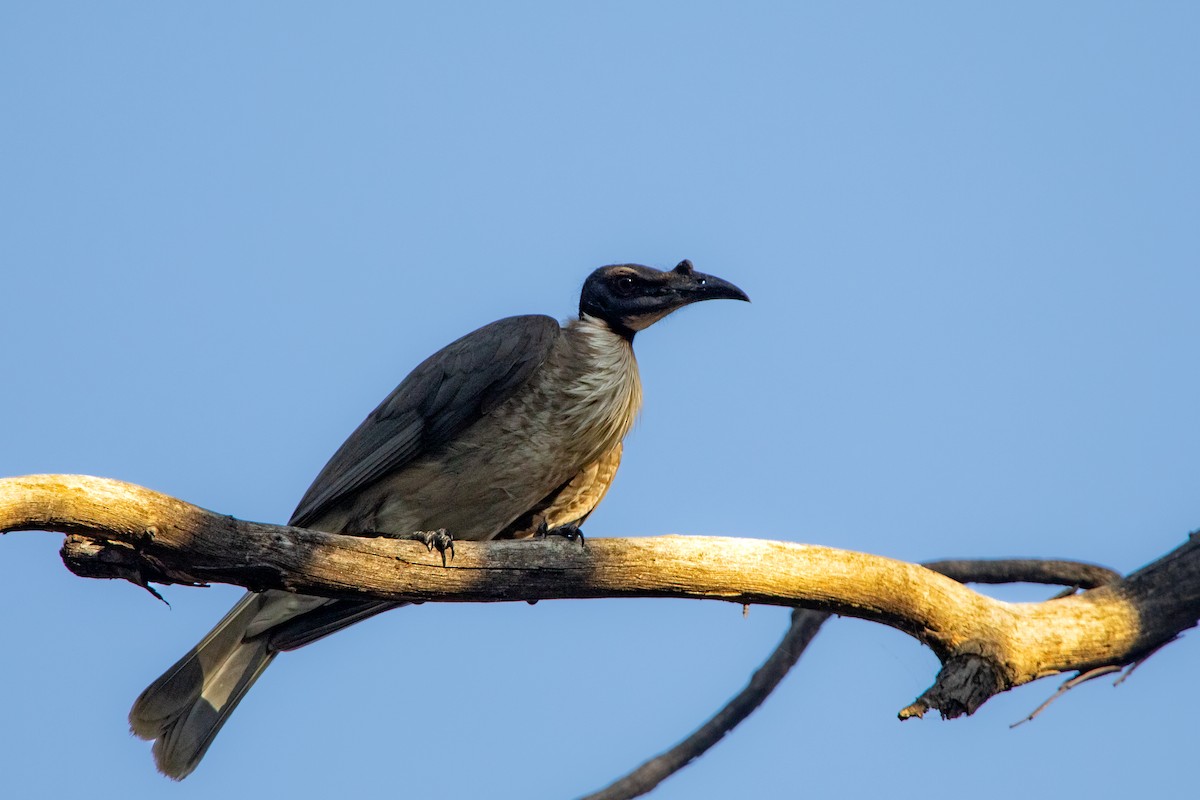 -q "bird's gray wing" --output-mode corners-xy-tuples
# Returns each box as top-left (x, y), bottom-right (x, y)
(289, 314), (561, 528)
